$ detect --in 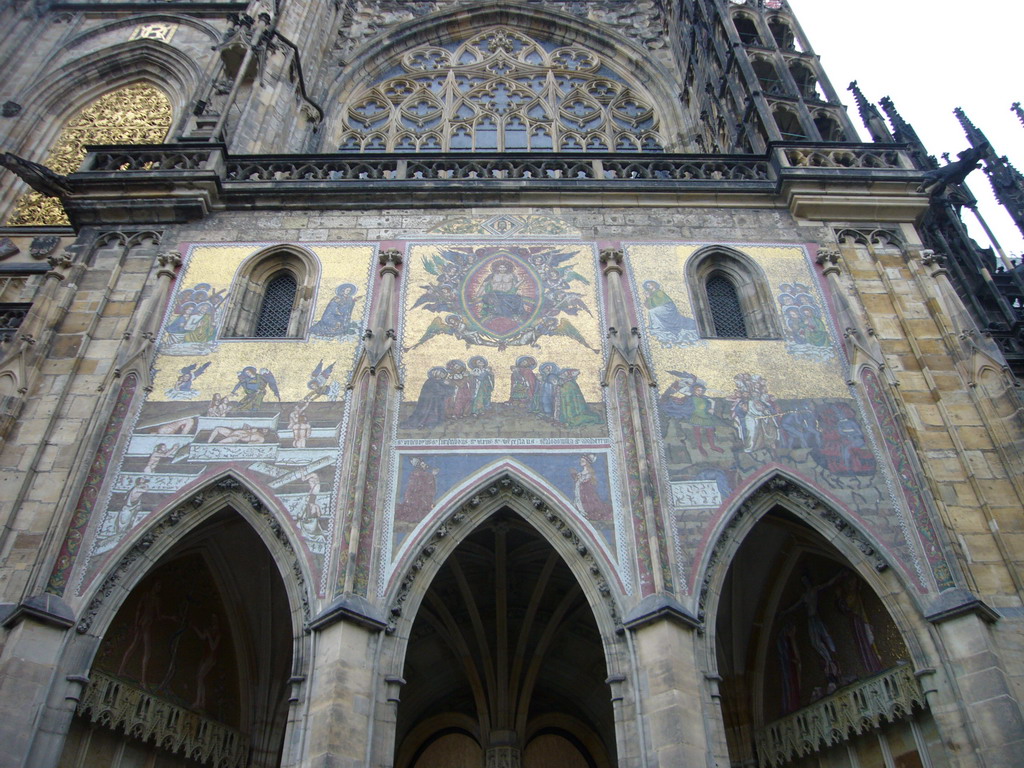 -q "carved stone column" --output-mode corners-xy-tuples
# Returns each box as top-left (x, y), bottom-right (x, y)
(111, 250), (181, 384)
(364, 248), (402, 365)
(0, 249), (80, 447)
